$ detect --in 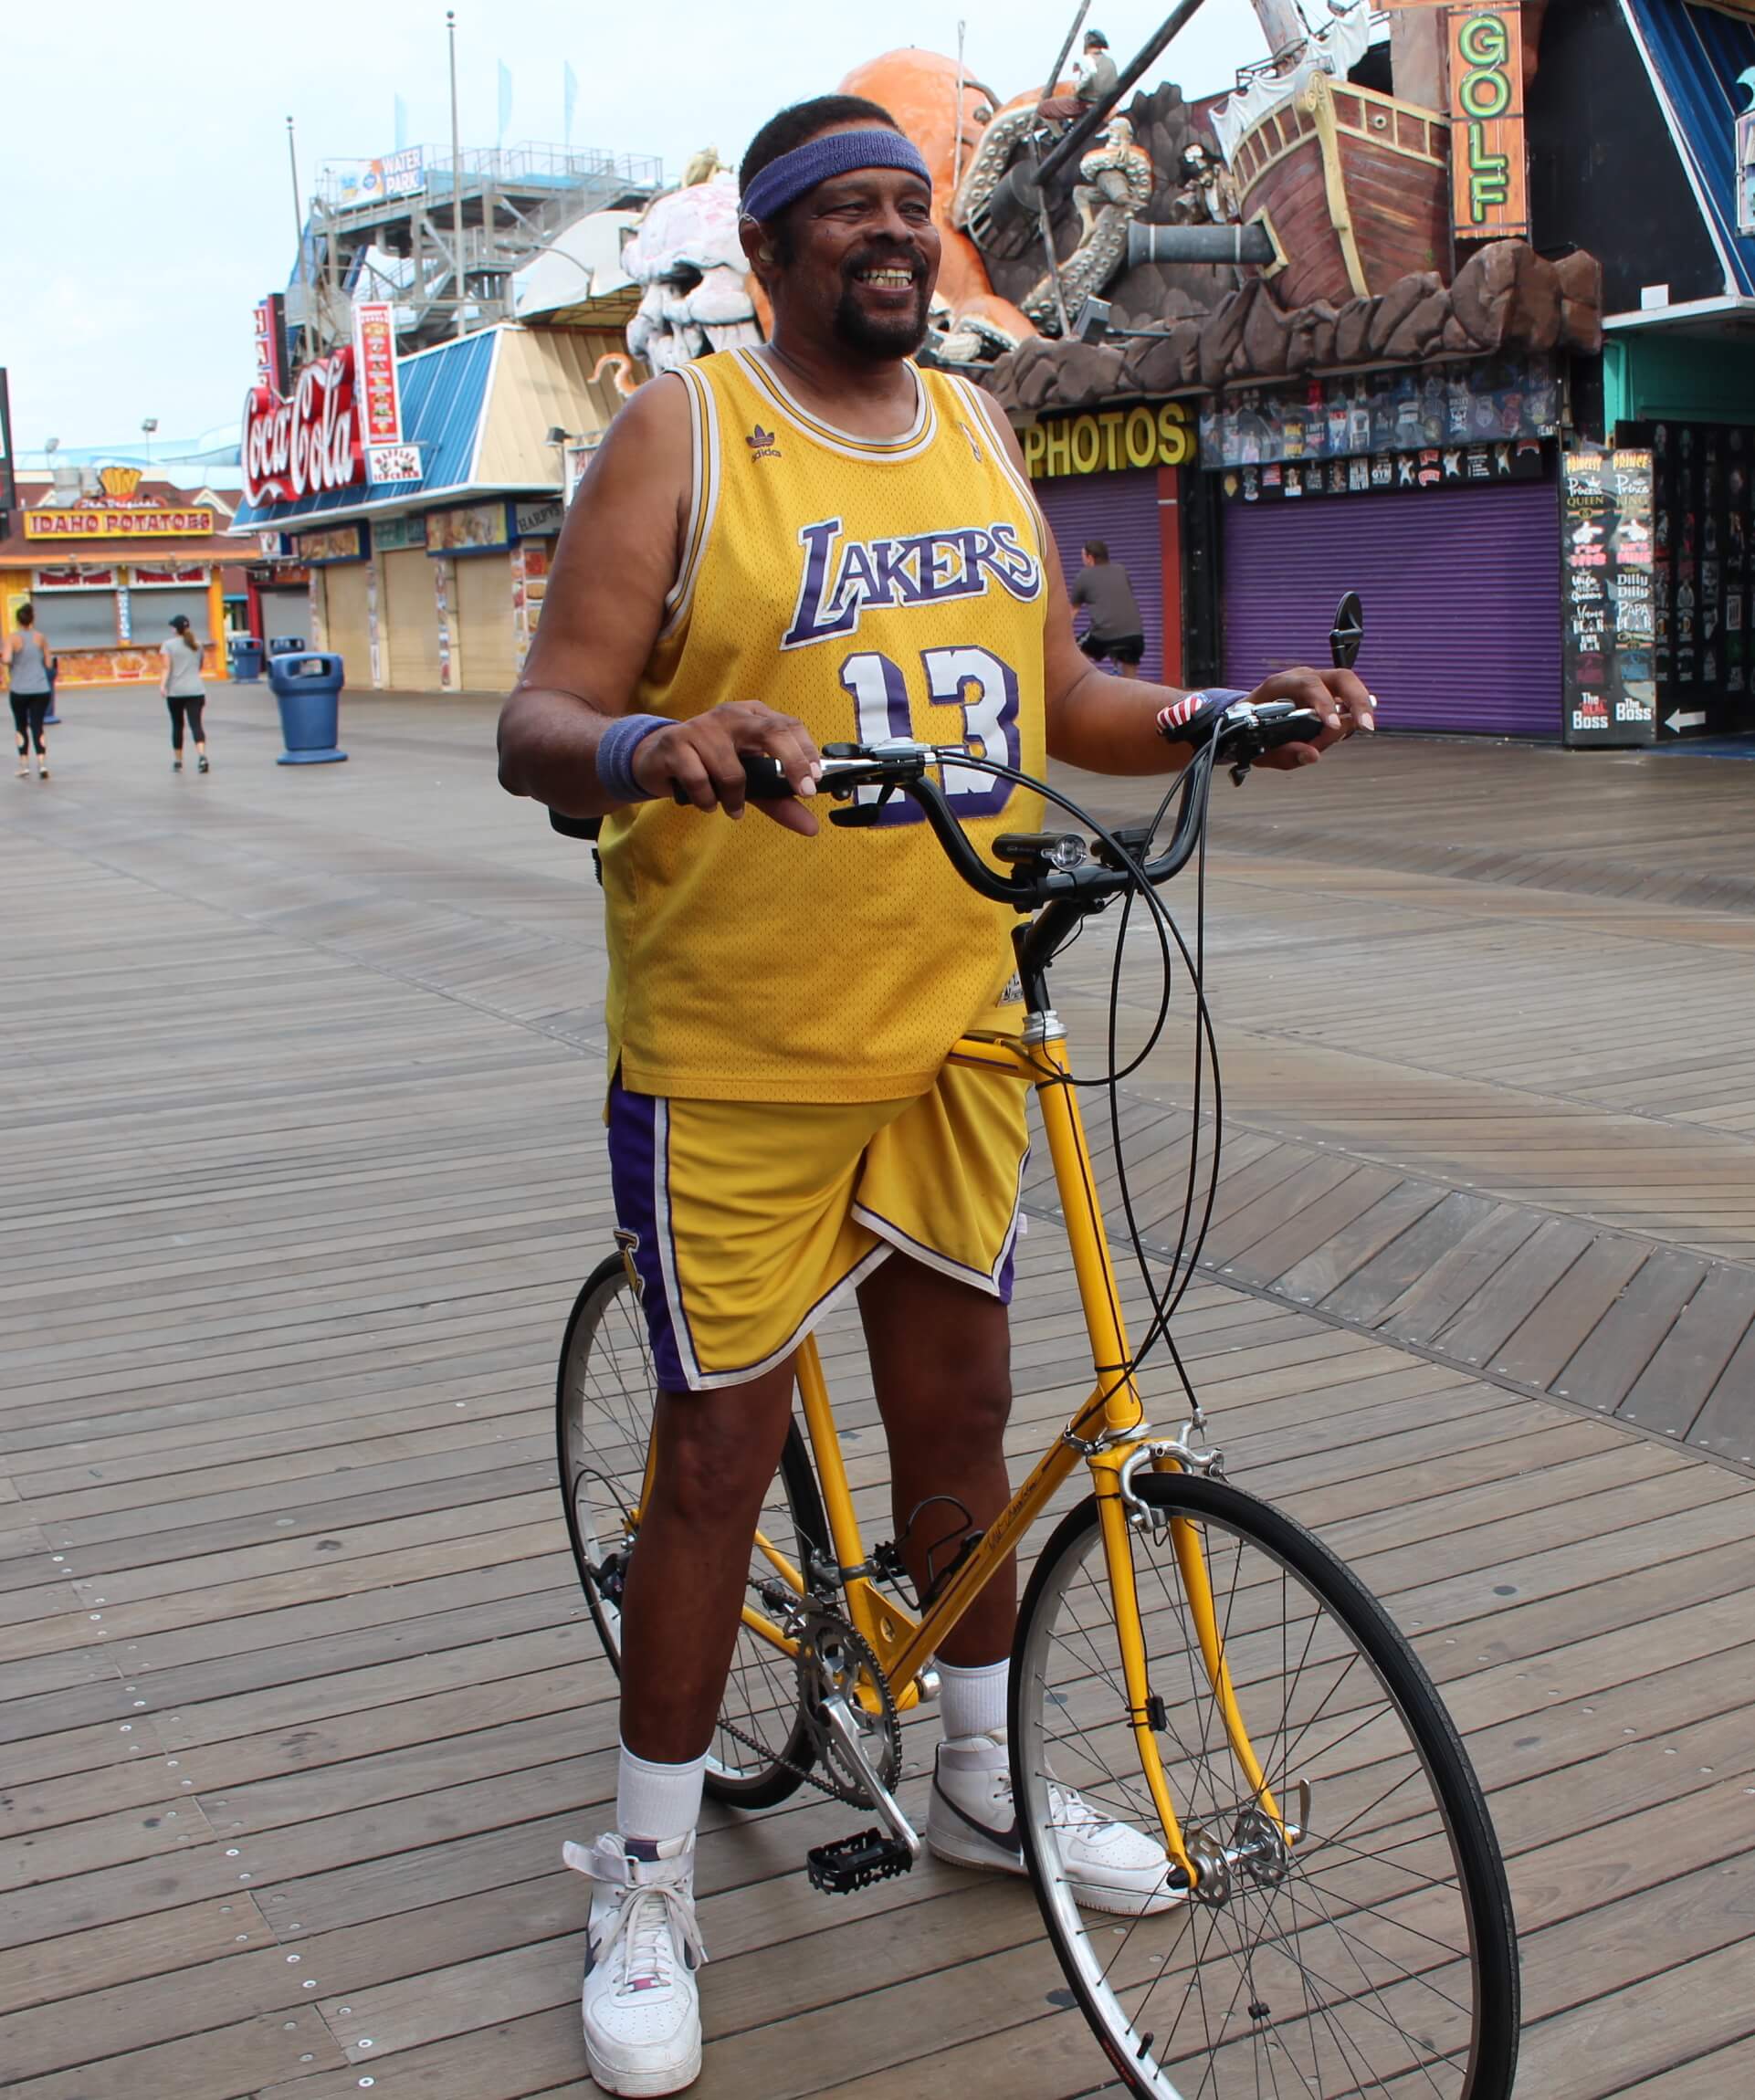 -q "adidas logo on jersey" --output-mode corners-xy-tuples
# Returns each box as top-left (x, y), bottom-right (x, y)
(745, 424), (781, 460)
(783, 514), (1043, 650)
